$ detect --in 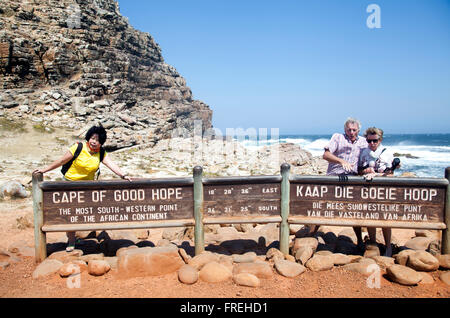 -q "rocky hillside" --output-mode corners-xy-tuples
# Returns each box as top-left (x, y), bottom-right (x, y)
(0, 0), (212, 150)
